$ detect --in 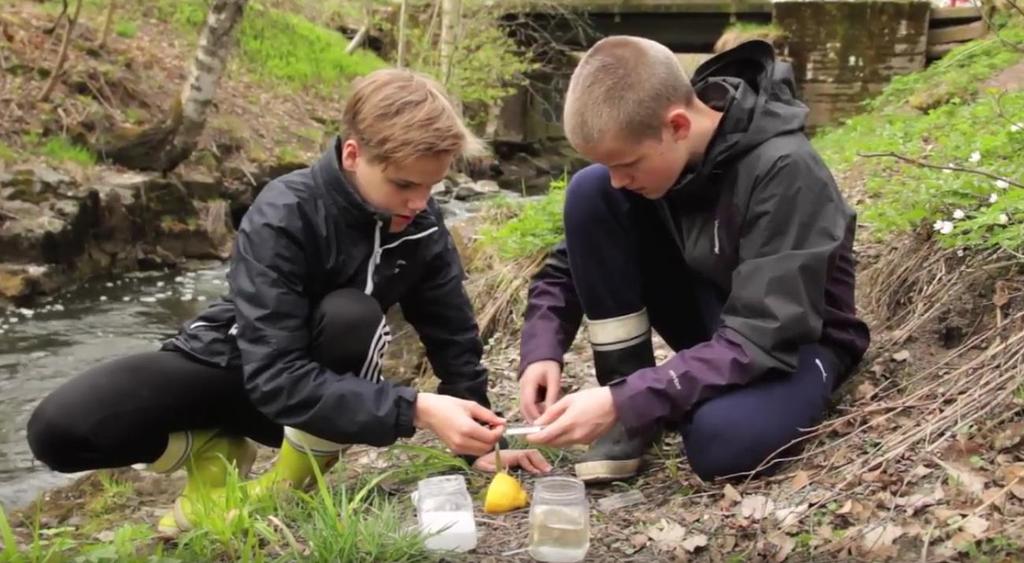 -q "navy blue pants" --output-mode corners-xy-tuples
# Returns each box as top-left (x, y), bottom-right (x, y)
(563, 177), (851, 481)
